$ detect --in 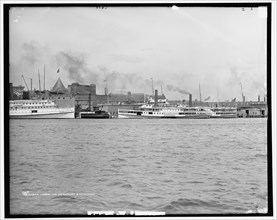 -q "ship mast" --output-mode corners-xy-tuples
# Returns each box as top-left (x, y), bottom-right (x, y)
(44, 65), (45, 91)
(151, 78), (154, 97)
(199, 83), (202, 105)
(38, 69), (41, 96)
(104, 80), (109, 104)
